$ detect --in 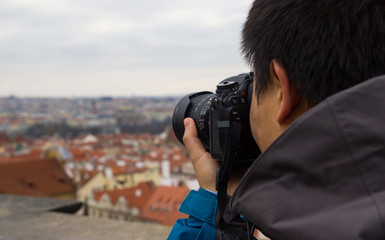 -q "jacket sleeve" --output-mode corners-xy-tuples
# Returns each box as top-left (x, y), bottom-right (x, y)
(167, 188), (217, 240)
